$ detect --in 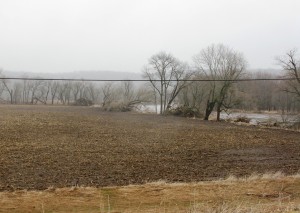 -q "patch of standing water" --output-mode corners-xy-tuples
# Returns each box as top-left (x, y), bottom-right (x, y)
(220, 112), (299, 125)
